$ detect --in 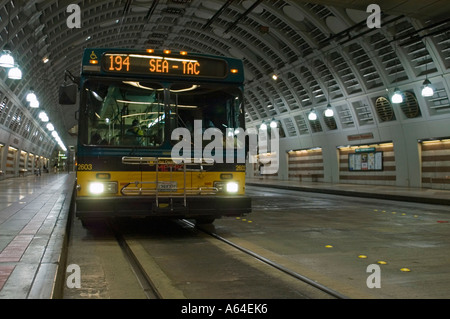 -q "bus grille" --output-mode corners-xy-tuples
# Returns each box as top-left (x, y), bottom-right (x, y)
(120, 156), (217, 207)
